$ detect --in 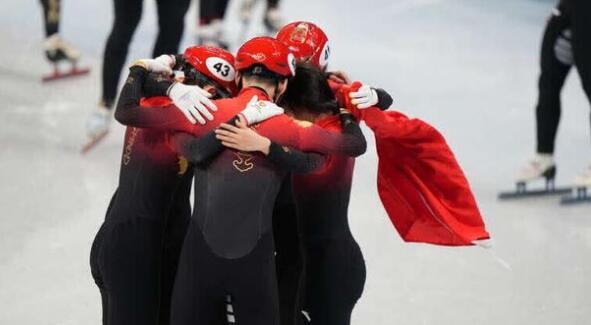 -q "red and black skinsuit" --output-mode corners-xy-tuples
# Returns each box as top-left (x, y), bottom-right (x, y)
(90, 66), (197, 325)
(155, 87), (366, 325)
(91, 62), (365, 325)
(274, 80), (393, 325)
(90, 67), (276, 325)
